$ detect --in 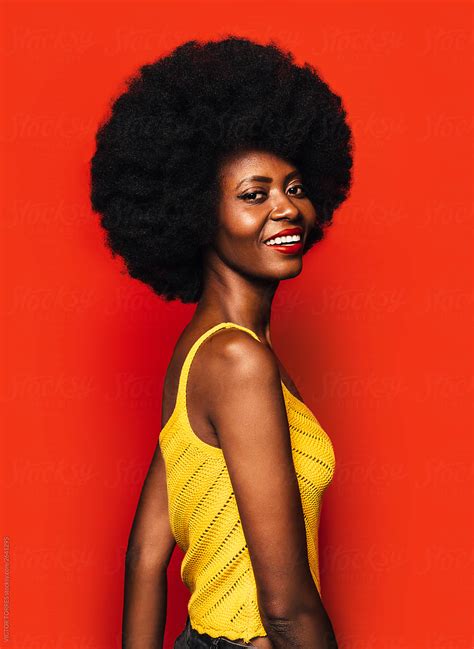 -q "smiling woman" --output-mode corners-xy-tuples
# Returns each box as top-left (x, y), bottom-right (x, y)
(89, 35), (353, 649)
